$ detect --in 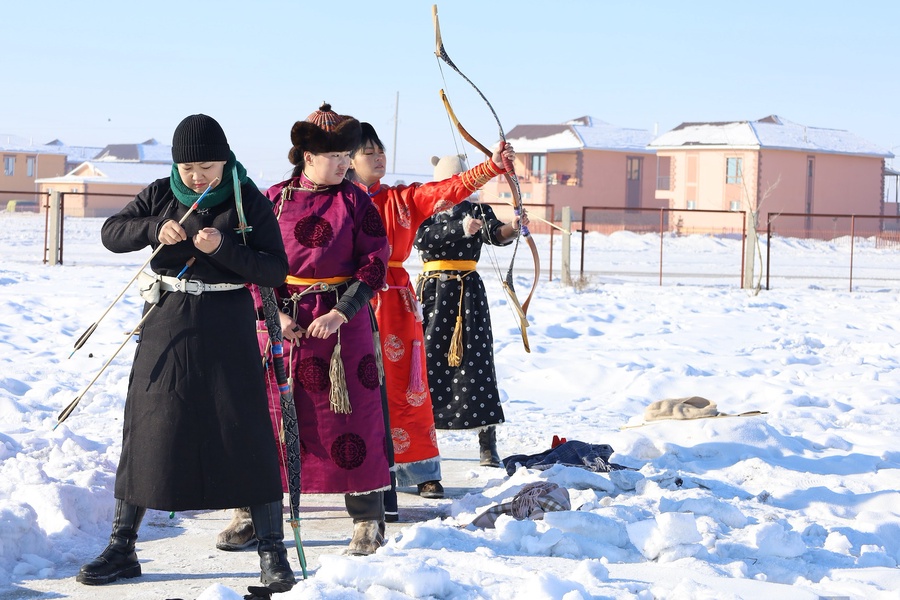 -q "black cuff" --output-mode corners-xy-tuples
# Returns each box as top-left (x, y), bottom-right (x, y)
(334, 280), (374, 321)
